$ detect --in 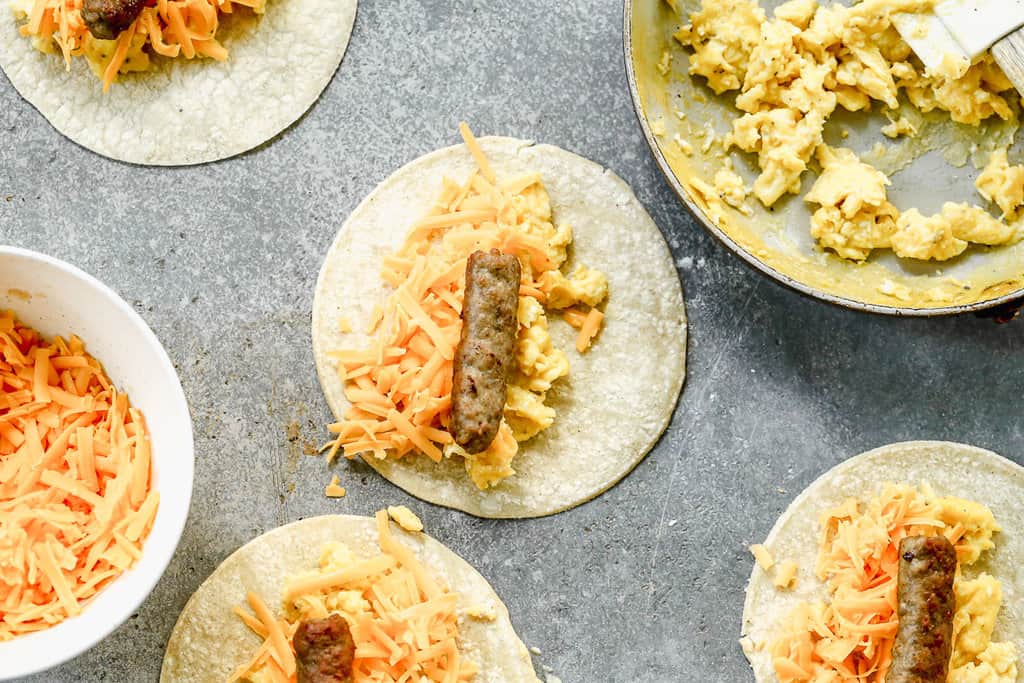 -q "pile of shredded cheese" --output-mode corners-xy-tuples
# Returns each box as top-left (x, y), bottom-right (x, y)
(13, 0), (266, 92)
(324, 124), (609, 489)
(769, 484), (1016, 682)
(232, 510), (477, 683)
(0, 311), (159, 640)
